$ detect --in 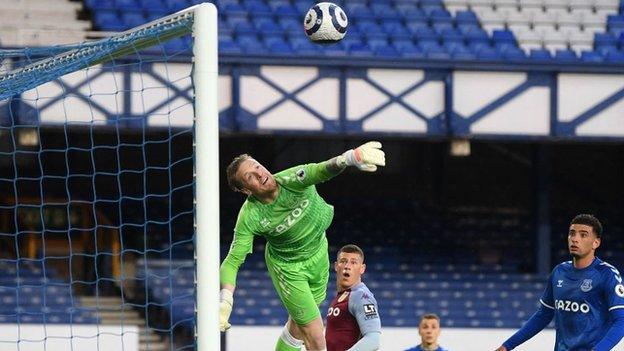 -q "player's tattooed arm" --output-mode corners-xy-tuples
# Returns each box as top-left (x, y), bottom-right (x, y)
(324, 156), (348, 175)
